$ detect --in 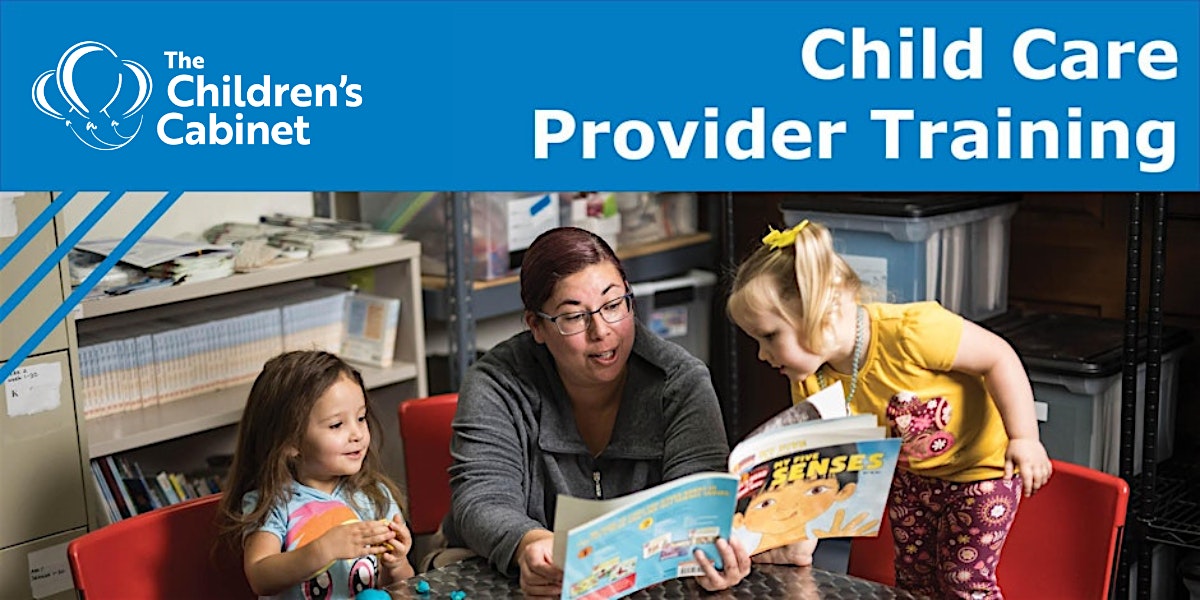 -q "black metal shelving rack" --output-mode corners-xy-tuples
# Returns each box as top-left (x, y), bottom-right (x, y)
(1116, 192), (1200, 599)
